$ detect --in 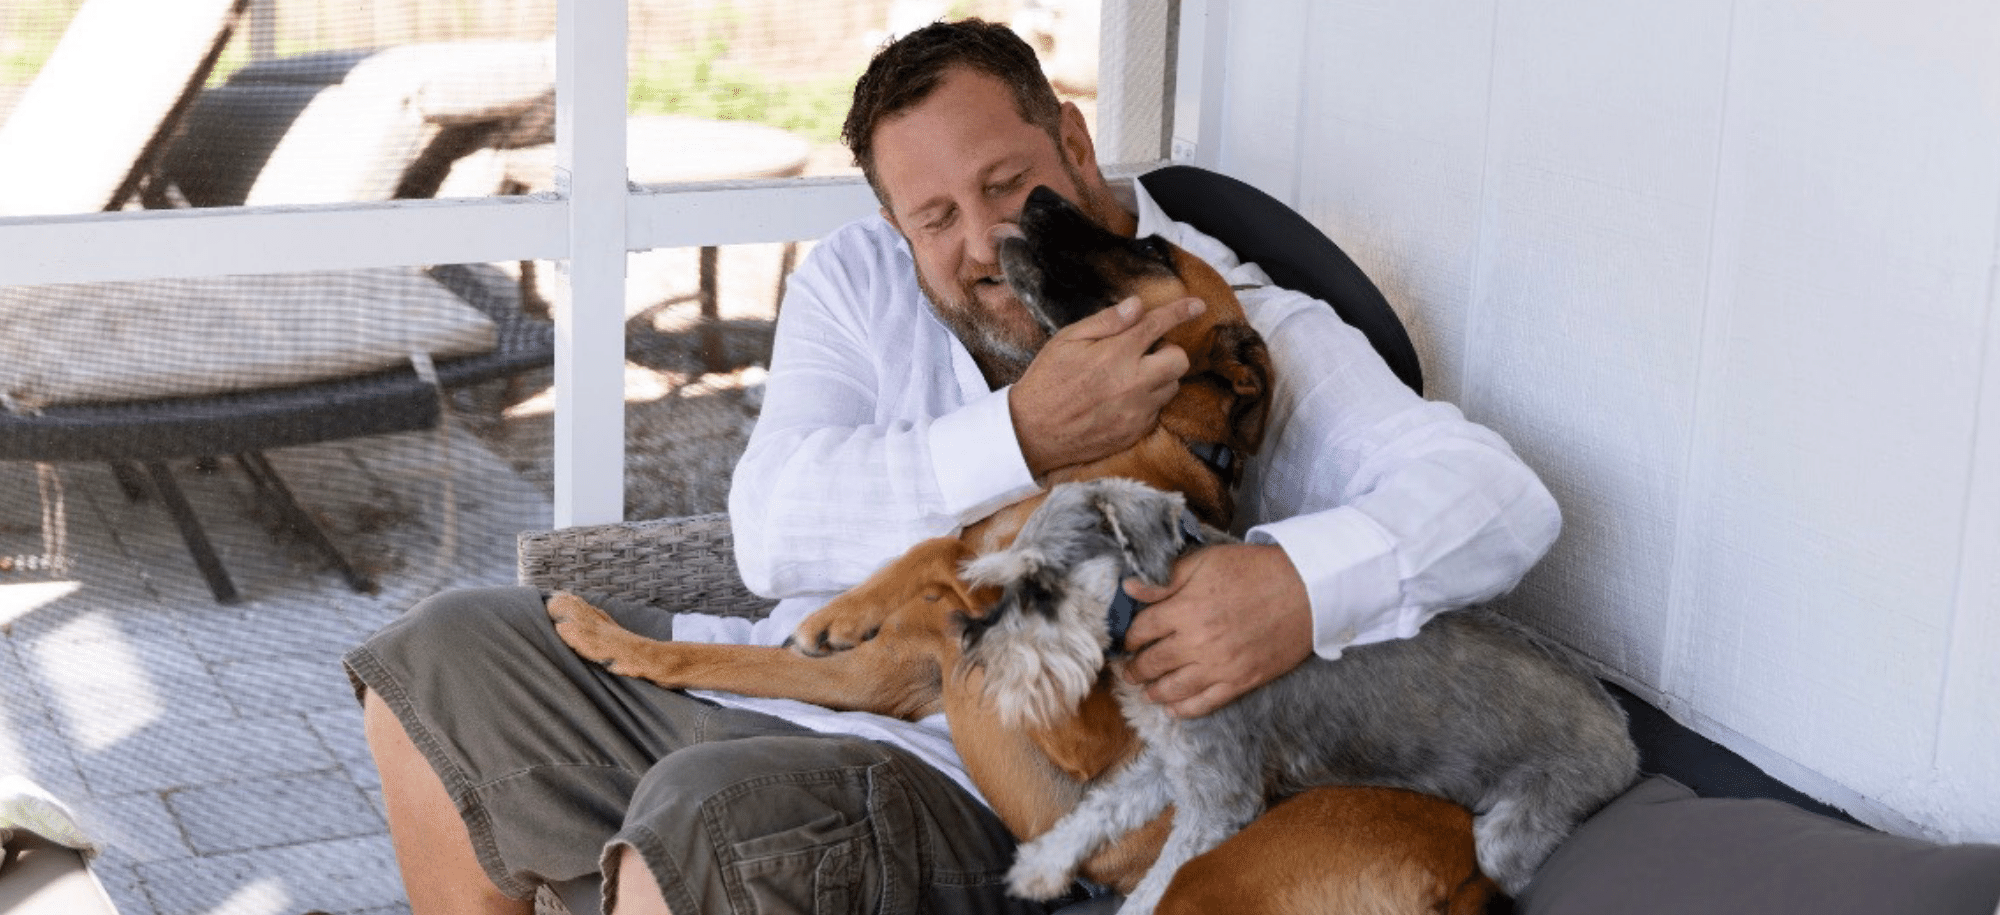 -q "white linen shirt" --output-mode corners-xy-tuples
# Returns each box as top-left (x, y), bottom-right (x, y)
(674, 181), (1562, 806)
